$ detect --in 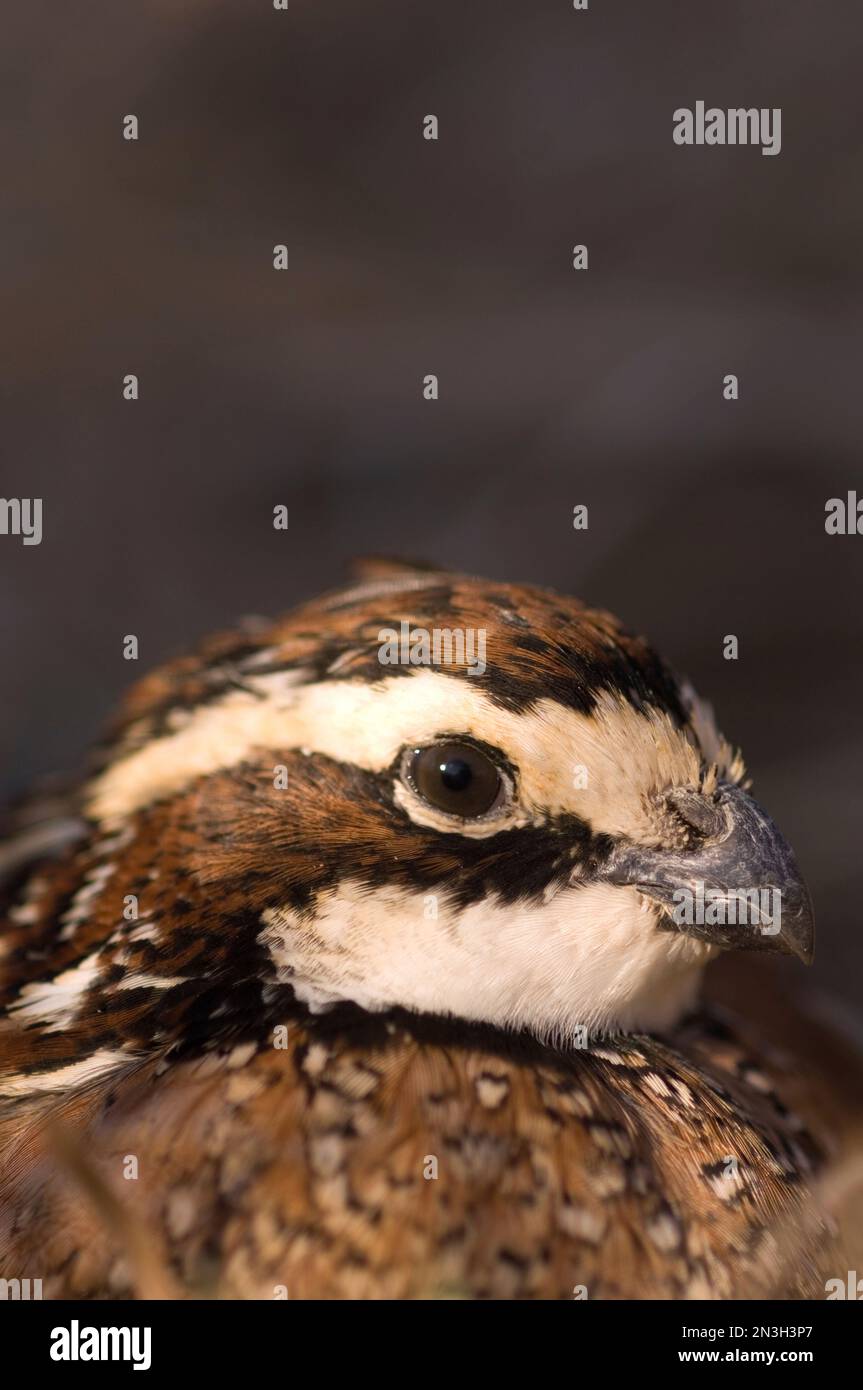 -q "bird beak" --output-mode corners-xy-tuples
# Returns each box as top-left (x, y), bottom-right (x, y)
(600, 783), (814, 964)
